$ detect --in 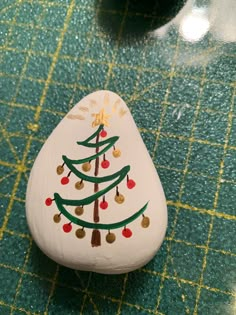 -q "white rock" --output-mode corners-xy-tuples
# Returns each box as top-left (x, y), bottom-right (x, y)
(26, 90), (167, 274)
